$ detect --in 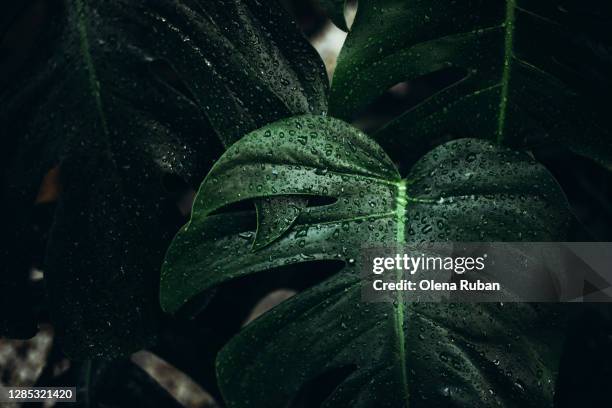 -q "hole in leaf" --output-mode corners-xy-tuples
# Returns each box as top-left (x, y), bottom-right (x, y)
(190, 260), (345, 337)
(208, 194), (338, 217)
(305, 195), (338, 207)
(352, 66), (468, 134)
(208, 199), (256, 216)
(289, 365), (357, 408)
(243, 289), (297, 325)
(285, 259), (345, 291)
